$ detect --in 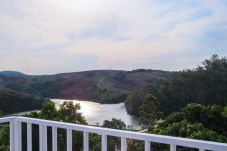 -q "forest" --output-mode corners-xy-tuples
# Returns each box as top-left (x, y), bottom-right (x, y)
(125, 54), (227, 115)
(0, 87), (46, 115)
